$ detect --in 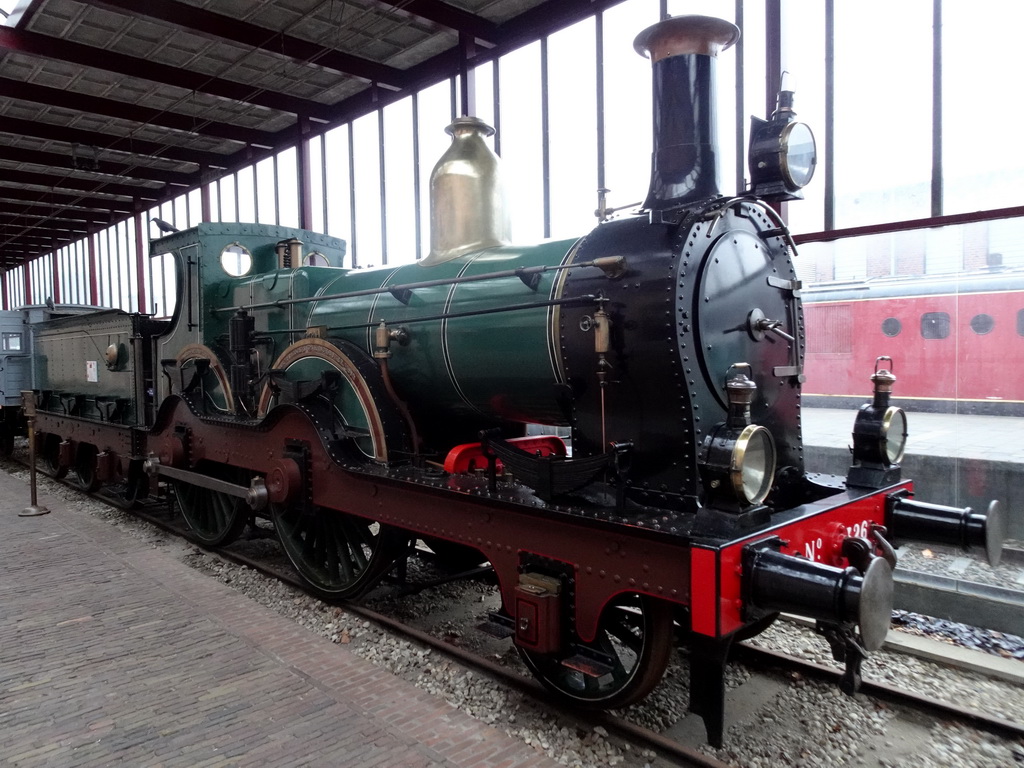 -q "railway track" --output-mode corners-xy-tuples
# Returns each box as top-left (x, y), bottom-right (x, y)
(8, 453), (1024, 767)
(732, 644), (1024, 742)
